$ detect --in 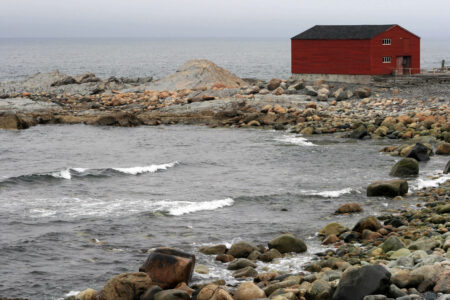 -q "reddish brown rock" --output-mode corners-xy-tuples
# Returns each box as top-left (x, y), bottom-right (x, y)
(335, 203), (362, 214)
(139, 248), (195, 289)
(267, 78), (282, 91)
(436, 143), (450, 155)
(97, 272), (153, 300)
(215, 254), (234, 263)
